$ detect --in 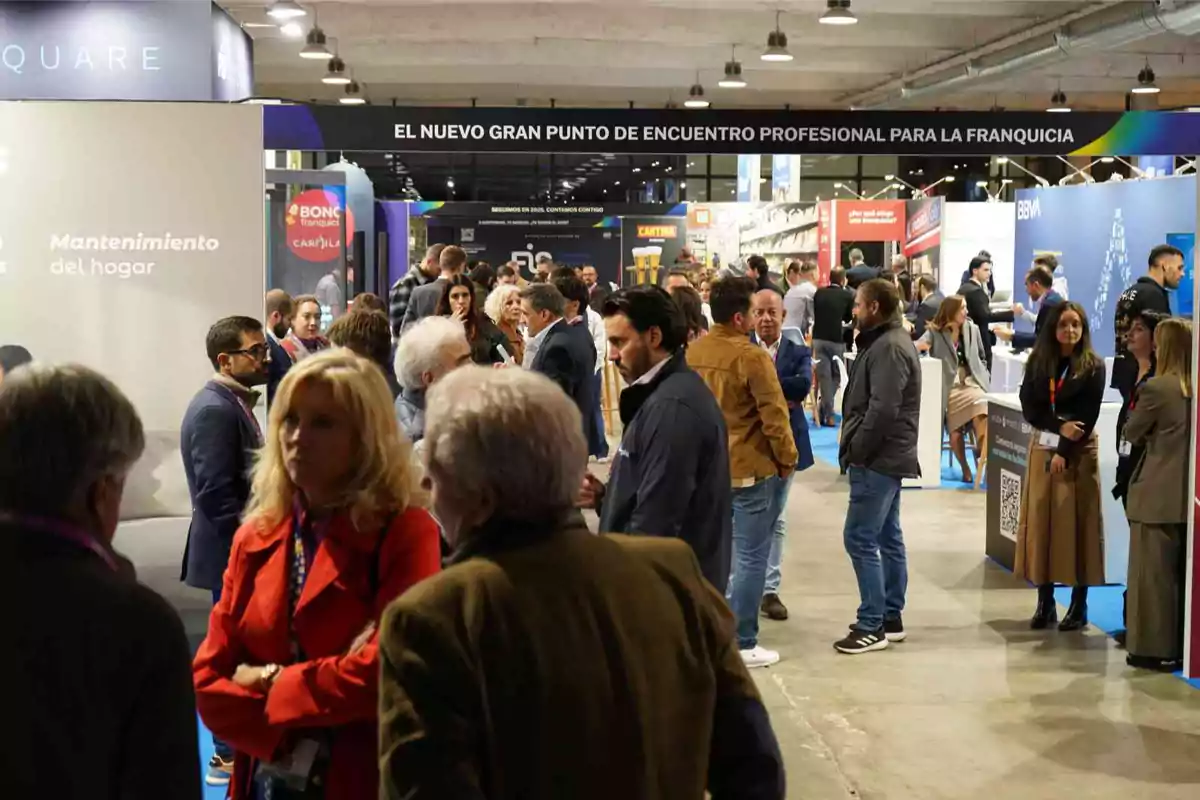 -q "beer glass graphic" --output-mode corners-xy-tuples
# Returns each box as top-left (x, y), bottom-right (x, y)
(645, 246), (663, 286)
(630, 247), (649, 285)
